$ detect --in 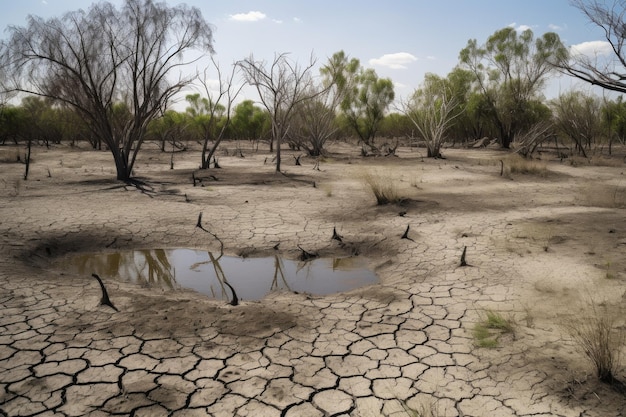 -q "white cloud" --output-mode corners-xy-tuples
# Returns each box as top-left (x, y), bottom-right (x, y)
(548, 23), (565, 31)
(229, 11), (266, 22)
(272, 19), (283, 24)
(369, 52), (417, 69)
(293, 17), (301, 23)
(570, 40), (613, 57)
(508, 22), (534, 32)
